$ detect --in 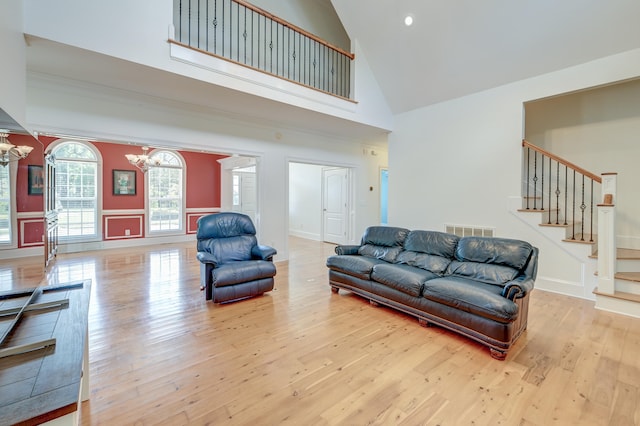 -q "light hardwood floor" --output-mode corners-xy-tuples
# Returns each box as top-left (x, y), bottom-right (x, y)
(1, 237), (639, 425)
